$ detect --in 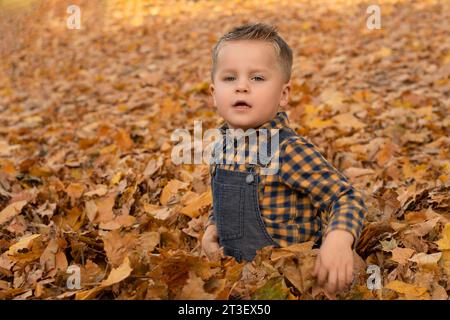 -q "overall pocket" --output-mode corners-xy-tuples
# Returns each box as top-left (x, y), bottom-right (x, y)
(213, 181), (244, 241)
